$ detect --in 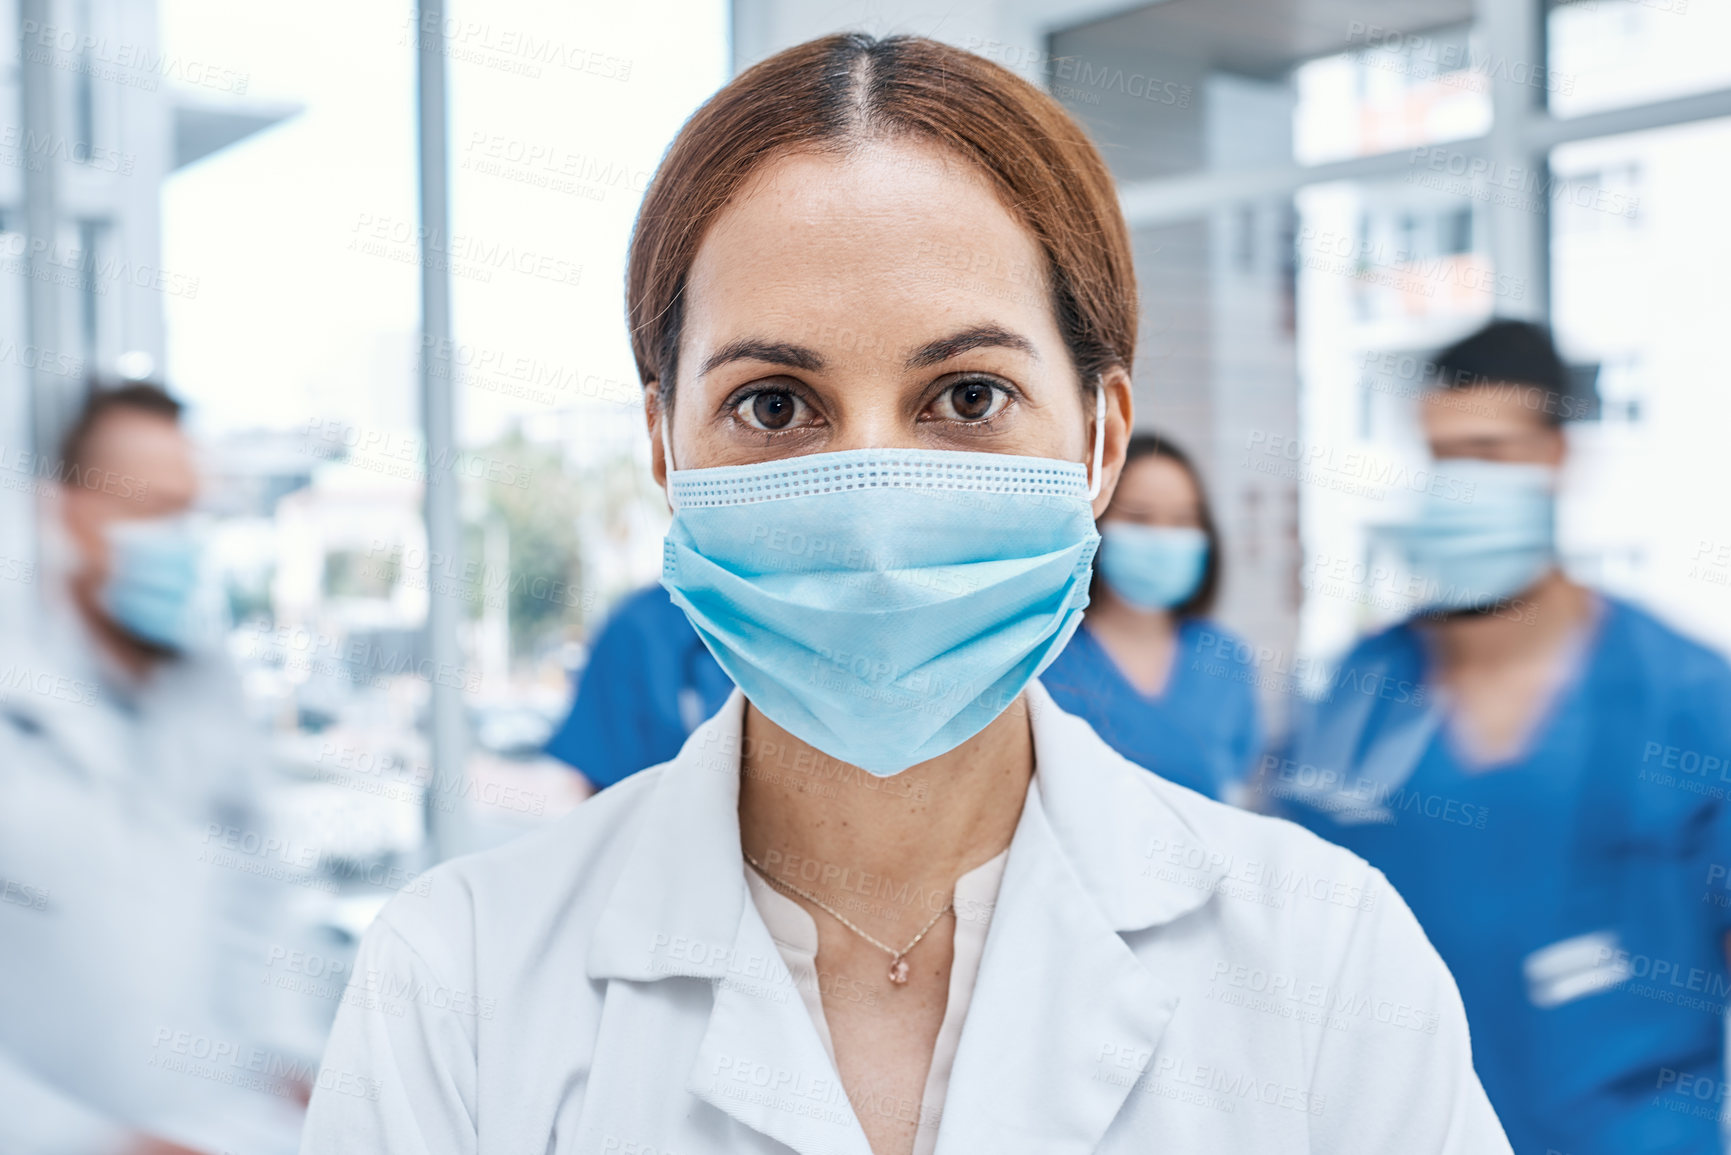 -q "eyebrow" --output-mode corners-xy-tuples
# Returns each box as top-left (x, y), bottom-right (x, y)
(697, 325), (1040, 378)
(699, 339), (826, 378)
(904, 325), (1039, 371)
